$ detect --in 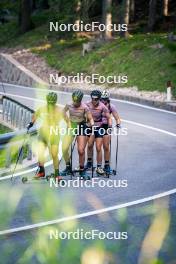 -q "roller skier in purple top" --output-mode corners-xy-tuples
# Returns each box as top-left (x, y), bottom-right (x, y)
(86, 90), (112, 175)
